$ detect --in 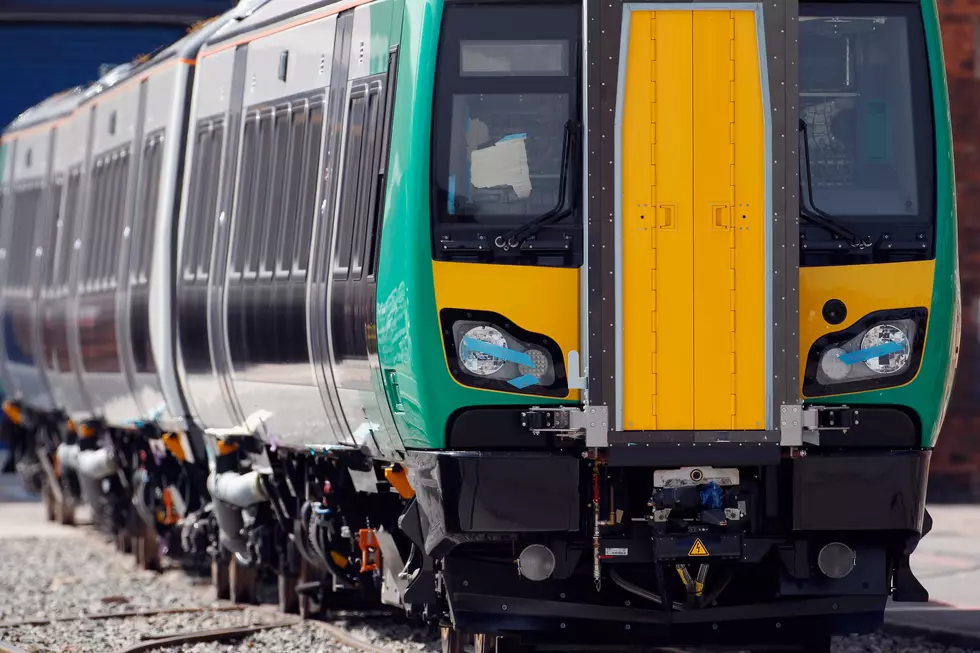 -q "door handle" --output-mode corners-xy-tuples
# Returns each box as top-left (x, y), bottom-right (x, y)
(383, 369), (405, 414)
(658, 205), (676, 230)
(712, 204), (730, 229)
